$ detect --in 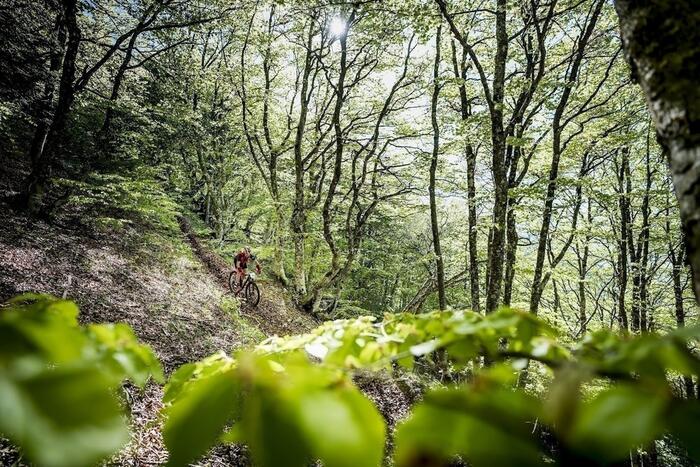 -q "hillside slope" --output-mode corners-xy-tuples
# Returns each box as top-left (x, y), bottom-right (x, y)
(0, 174), (415, 466)
(0, 178), (318, 465)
